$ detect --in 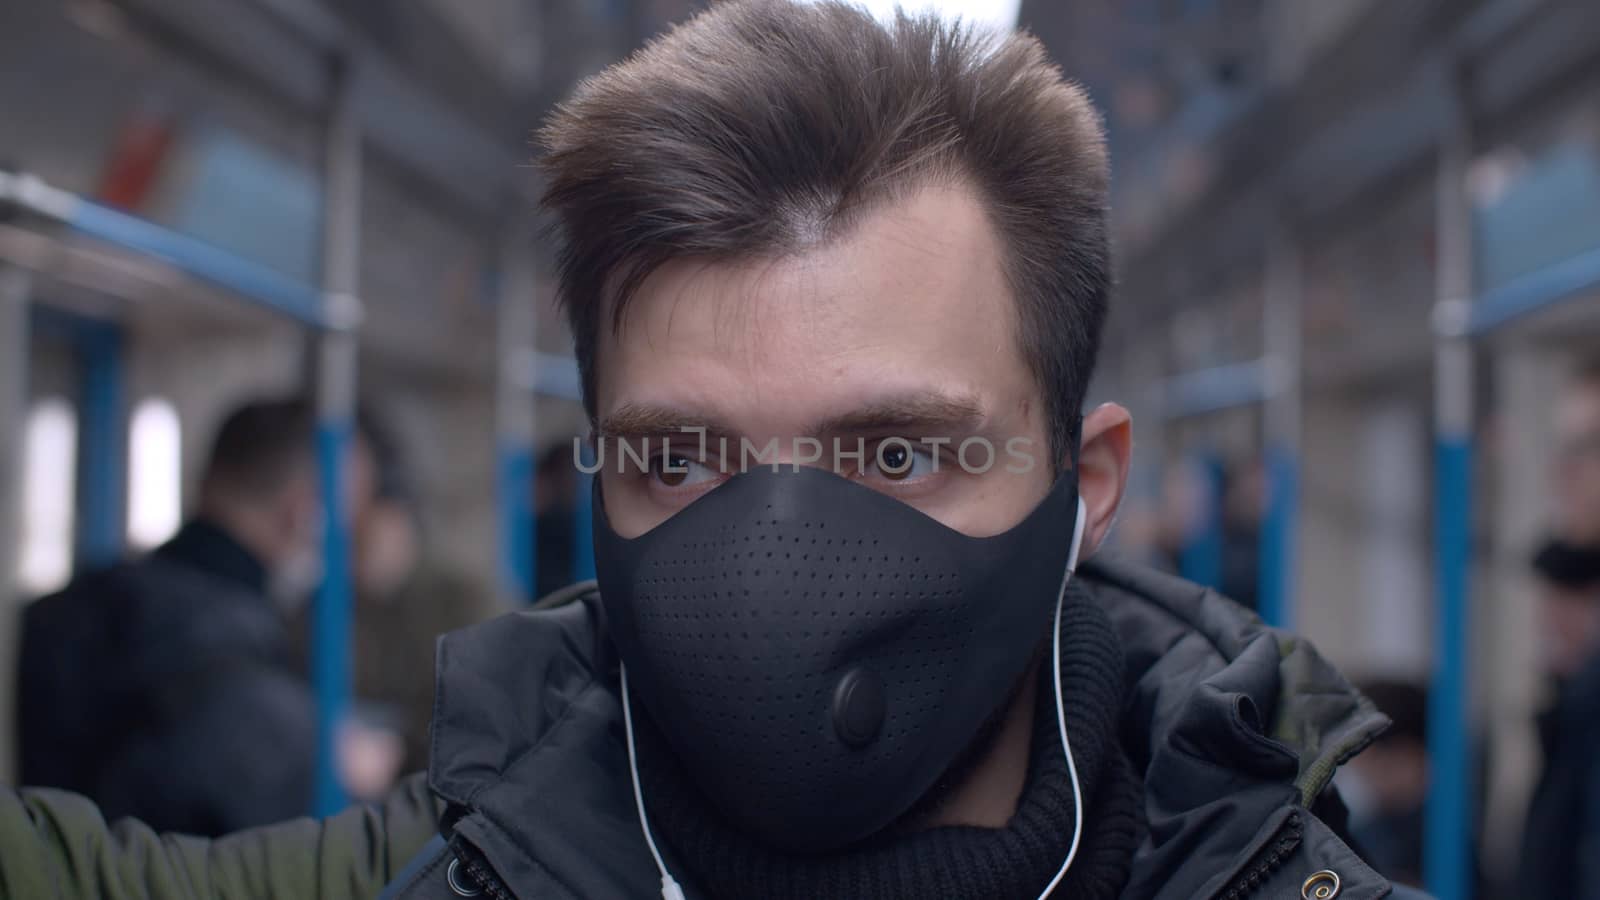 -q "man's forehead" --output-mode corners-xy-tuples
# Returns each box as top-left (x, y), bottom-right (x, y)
(588, 184), (1036, 438)
(602, 184), (1007, 335)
